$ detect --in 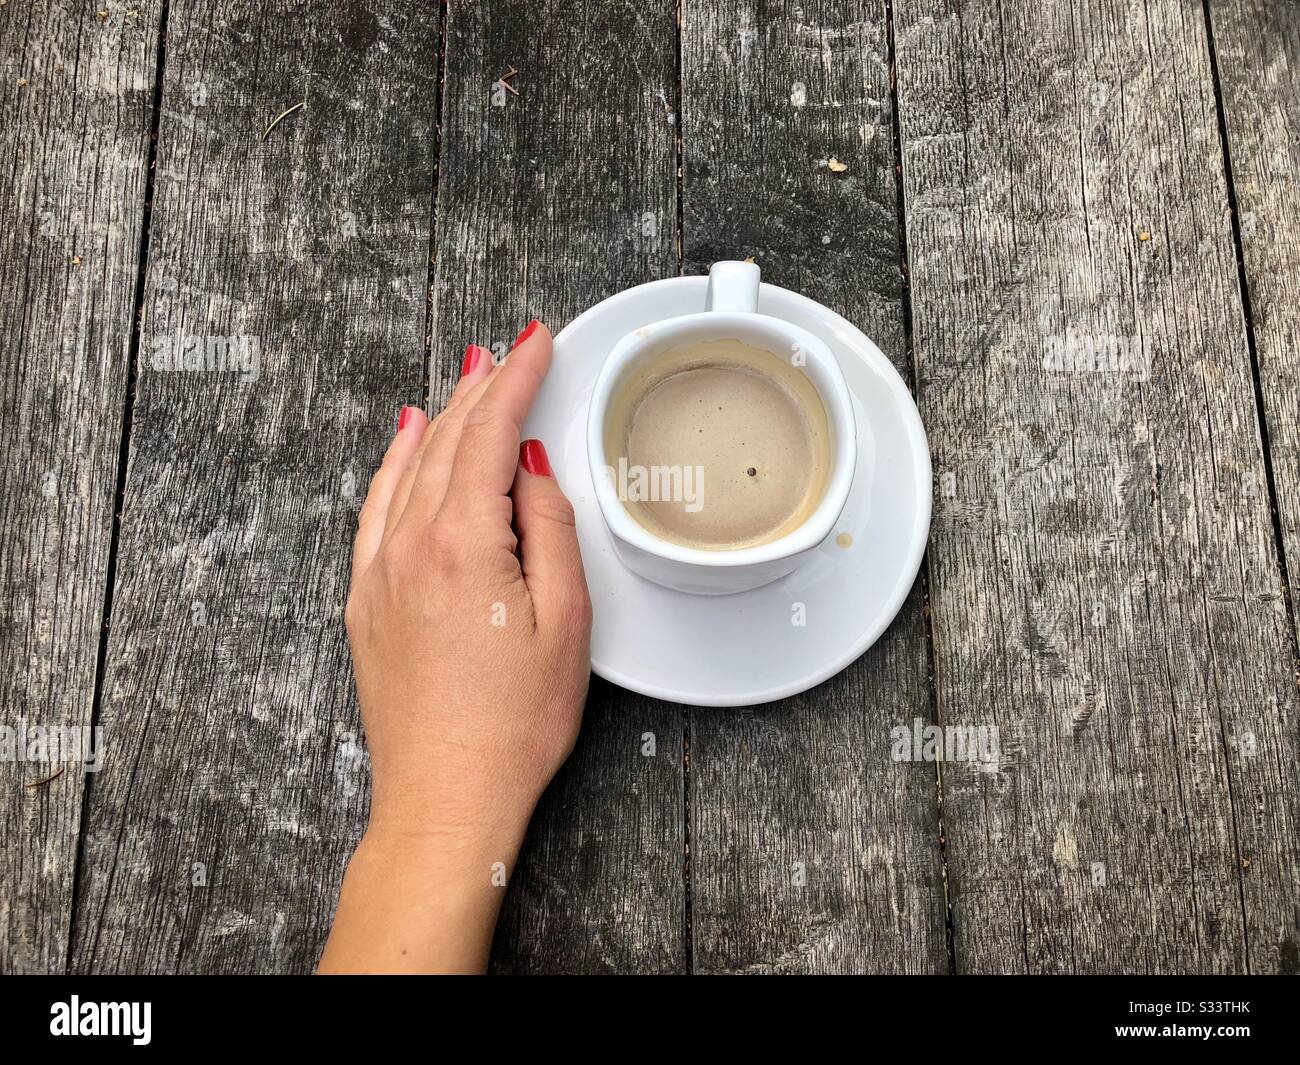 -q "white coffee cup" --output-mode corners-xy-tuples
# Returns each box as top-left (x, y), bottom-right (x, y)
(586, 260), (857, 595)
